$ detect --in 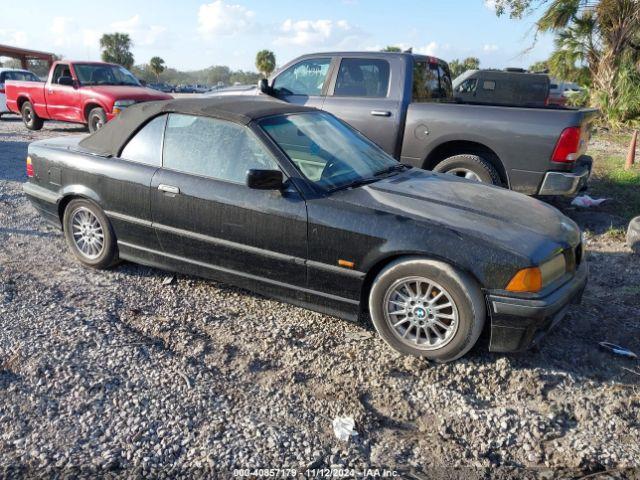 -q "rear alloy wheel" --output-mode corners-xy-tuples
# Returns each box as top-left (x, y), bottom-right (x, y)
(433, 154), (502, 186)
(87, 107), (107, 133)
(369, 258), (485, 362)
(63, 199), (118, 269)
(21, 101), (44, 130)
